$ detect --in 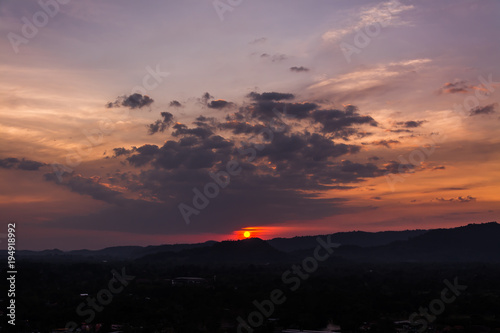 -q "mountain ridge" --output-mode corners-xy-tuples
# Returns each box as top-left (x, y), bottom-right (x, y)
(6, 222), (499, 263)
